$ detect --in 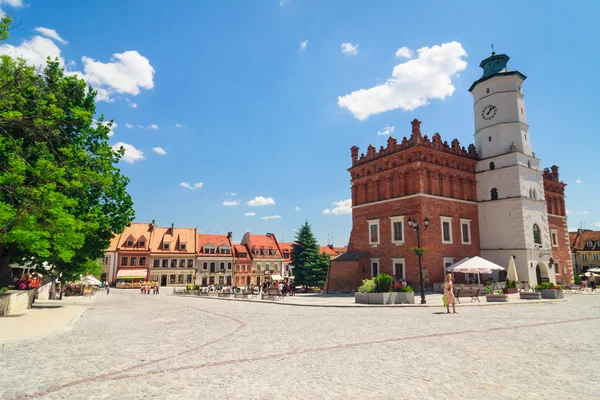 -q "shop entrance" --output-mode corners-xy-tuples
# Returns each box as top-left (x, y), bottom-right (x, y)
(160, 275), (167, 286)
